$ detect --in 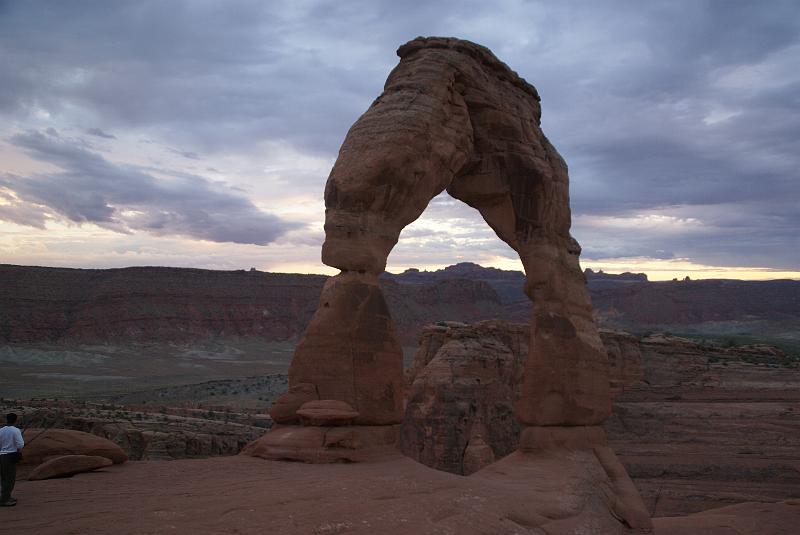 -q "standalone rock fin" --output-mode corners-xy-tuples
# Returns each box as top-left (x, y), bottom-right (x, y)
(254, 35), (609, 466)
